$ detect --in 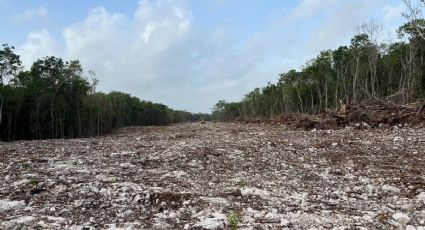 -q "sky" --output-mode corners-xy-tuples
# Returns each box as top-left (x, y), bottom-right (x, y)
(0, 0), (408, 113)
